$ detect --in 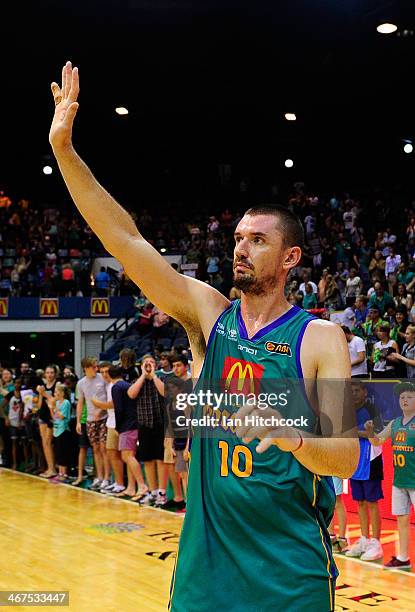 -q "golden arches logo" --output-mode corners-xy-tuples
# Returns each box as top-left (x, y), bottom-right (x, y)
(225, 361), (255, 394)
(40, 299), (58, 316)
(396, 431), (407, 442)
(91, 298), (109, 316)
(0, 298), (8, 317)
